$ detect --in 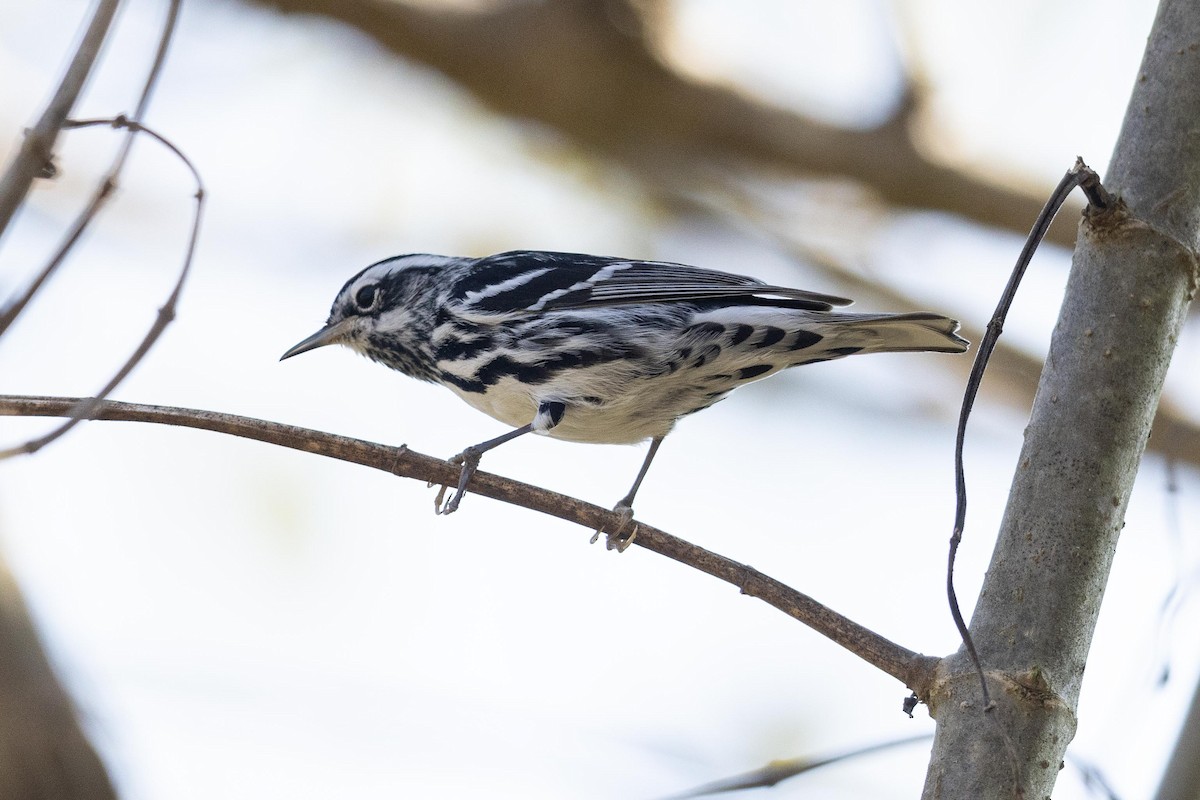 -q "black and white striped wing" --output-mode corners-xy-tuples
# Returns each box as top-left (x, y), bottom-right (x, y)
(449, 251), (852, 317)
